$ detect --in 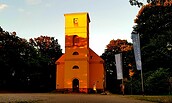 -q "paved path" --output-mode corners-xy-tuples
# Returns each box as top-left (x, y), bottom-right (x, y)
(0, 93), (154, 103)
